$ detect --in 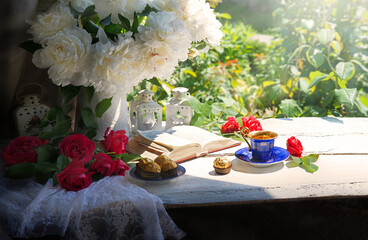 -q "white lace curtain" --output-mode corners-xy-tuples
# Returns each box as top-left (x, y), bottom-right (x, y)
(0, 168), (185, 239)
